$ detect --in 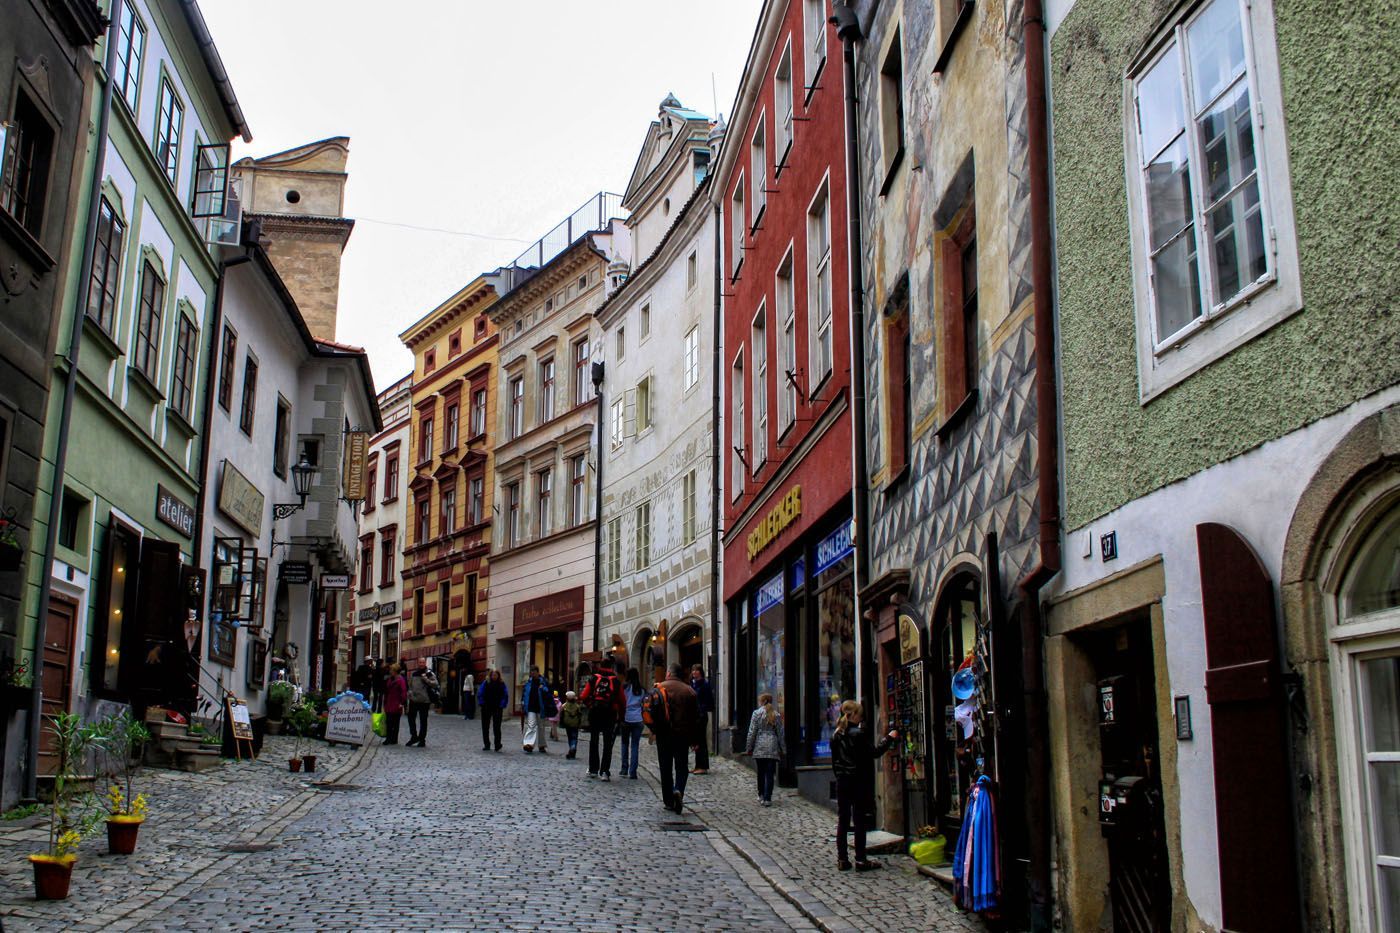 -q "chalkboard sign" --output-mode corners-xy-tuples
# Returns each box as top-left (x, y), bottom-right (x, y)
(227, 699), (254, 741)
(325, 691), (371, 746)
